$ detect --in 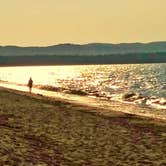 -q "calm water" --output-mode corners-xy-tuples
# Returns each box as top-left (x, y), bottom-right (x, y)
(0, 64), (166, 109)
